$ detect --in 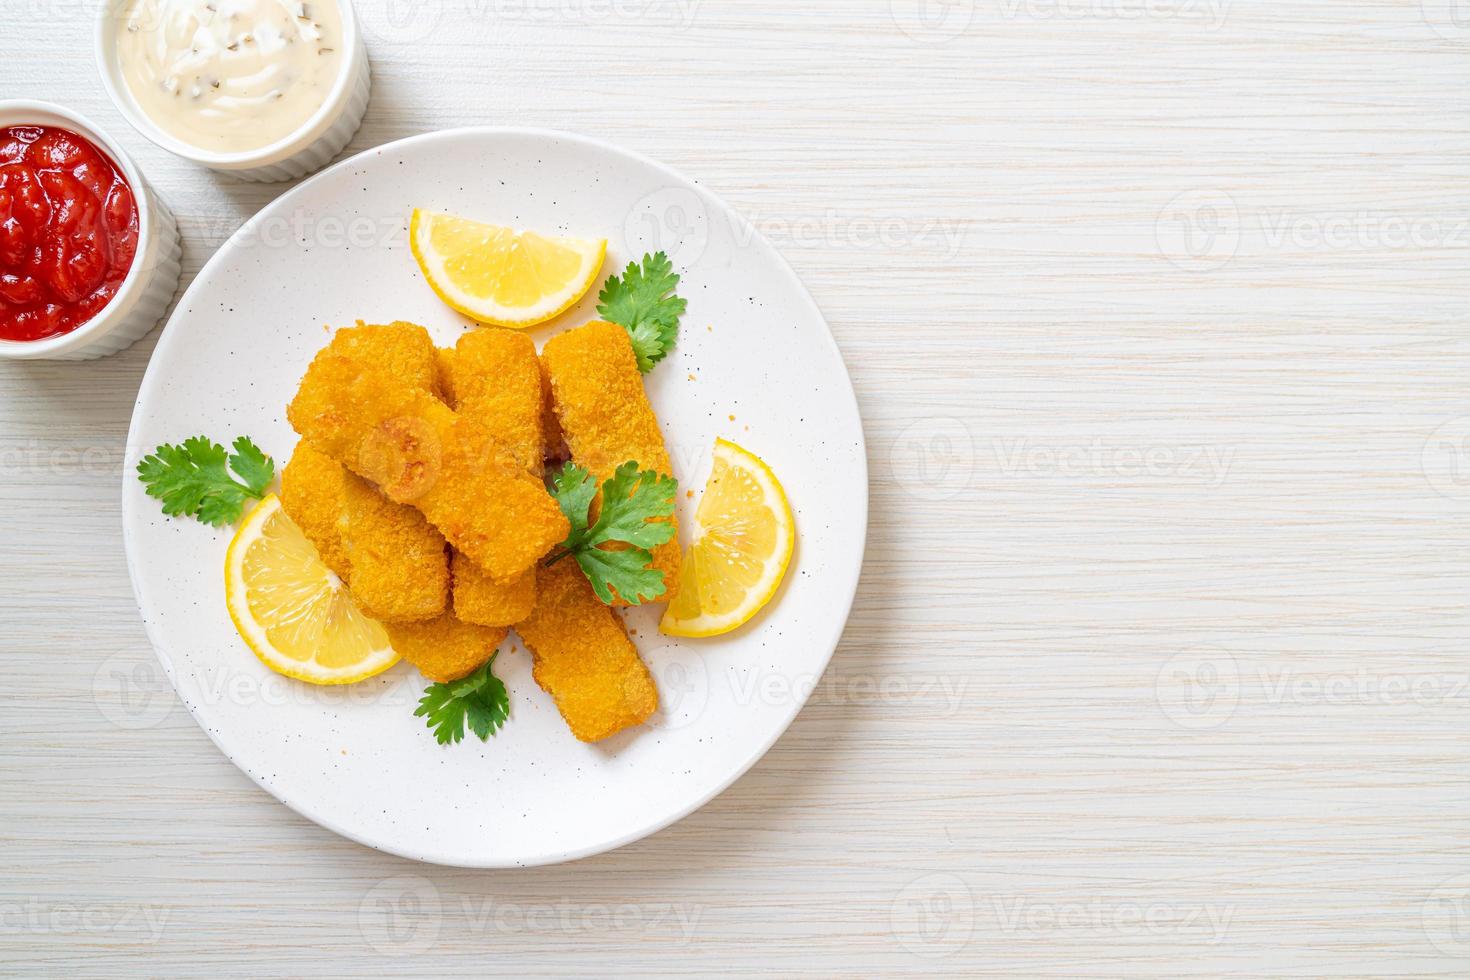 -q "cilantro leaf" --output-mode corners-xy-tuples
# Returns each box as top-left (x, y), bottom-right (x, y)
(624, 319), (673, 375)
(414, 655), (510, 746)
(549, 461), (679, 605)
(575, 547), (671, 606)
(596, 251), (687, 373)
(137, 436), (274, 527)
(581, 462), (679, 551)
(228, 437), (274, 497)
(550, 464), (601, 536)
